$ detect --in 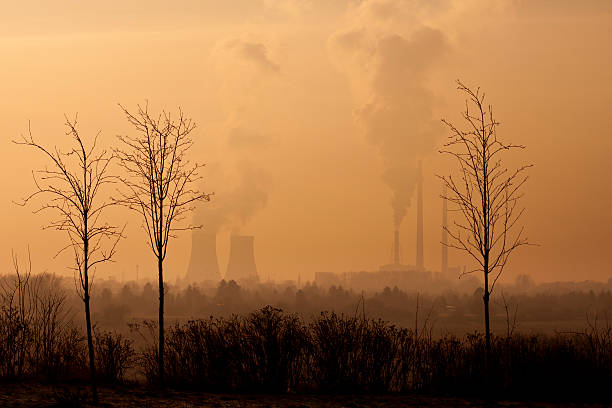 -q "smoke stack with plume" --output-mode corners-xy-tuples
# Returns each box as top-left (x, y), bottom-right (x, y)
(330, 1), (447, 230)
